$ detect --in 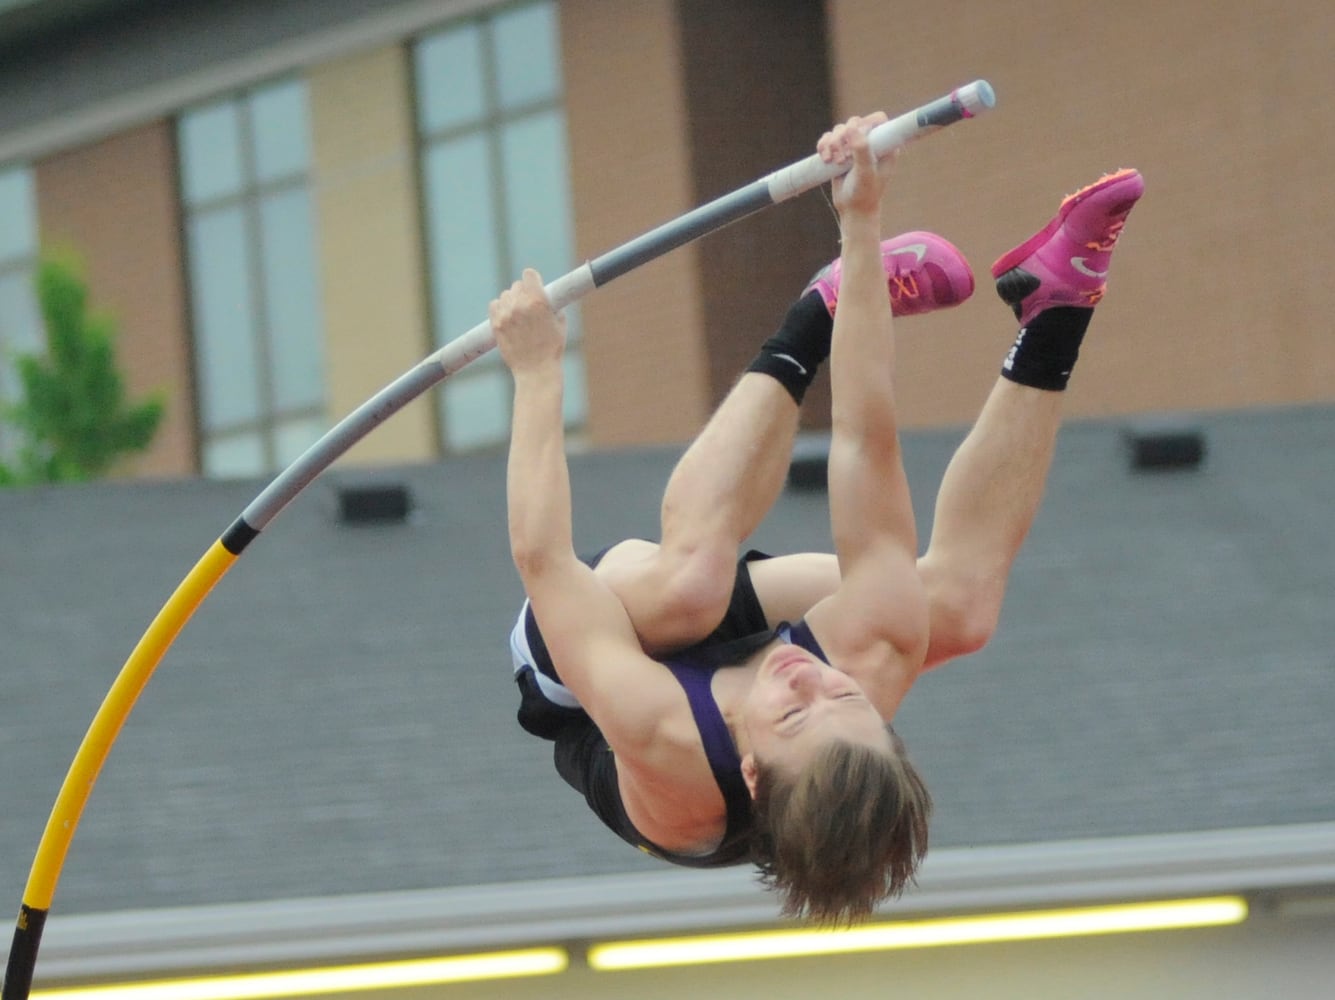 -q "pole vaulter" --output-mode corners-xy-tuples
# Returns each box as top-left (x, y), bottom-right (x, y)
(2, 80), (995, 1000)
